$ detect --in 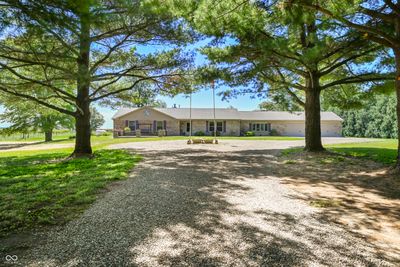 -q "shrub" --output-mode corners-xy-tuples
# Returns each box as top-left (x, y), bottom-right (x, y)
(245, 131), (255, 136)
(270, 129), (280, 136)
(101, 131), (111, 136)
(68, 135), (75, 139)
(194, 131), (205, 136)
(124, 127), (131, 133)
(158, 129), (166, 137)
(209, 131), (221, 136)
